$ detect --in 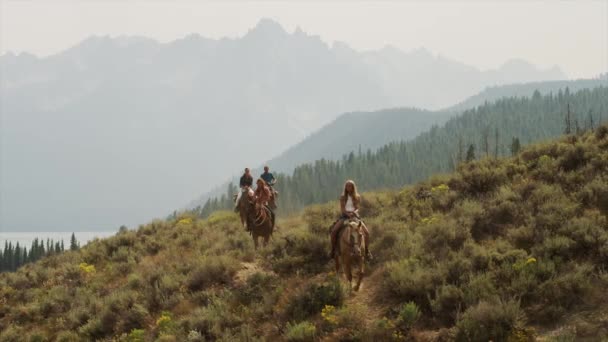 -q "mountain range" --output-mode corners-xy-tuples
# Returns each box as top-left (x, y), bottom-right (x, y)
(1, 18), (567, 231)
